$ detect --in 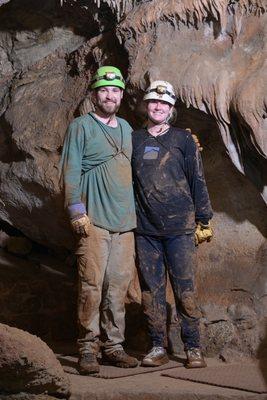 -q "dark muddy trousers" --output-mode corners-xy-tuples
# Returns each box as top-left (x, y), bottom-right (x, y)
(135, 233), (201, 351)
